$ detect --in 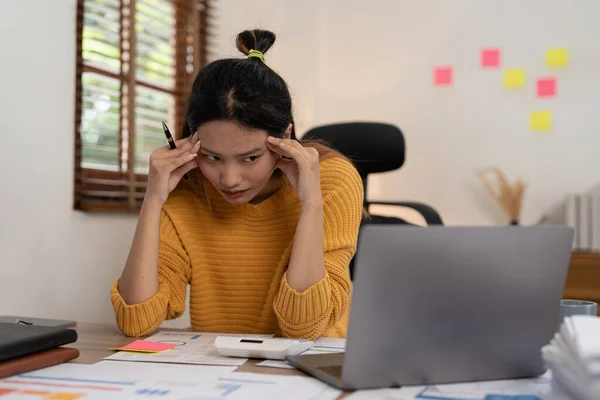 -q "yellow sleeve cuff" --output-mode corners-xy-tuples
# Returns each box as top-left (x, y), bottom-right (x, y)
(110, 278), (171, 337)
(273, 272), (333, 339)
